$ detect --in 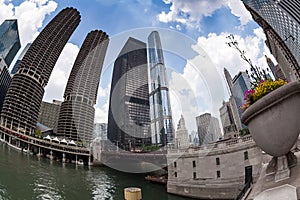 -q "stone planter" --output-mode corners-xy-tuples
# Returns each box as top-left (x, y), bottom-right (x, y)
(241, 81), (300, 157)
(241, 81), (300, 181)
